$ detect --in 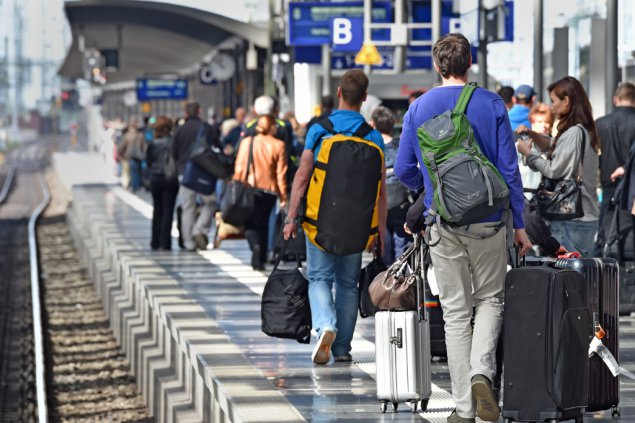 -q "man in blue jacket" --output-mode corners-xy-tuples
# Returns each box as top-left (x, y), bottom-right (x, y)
(508, 84), (535, 130)
(395, 33), (531, 423)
